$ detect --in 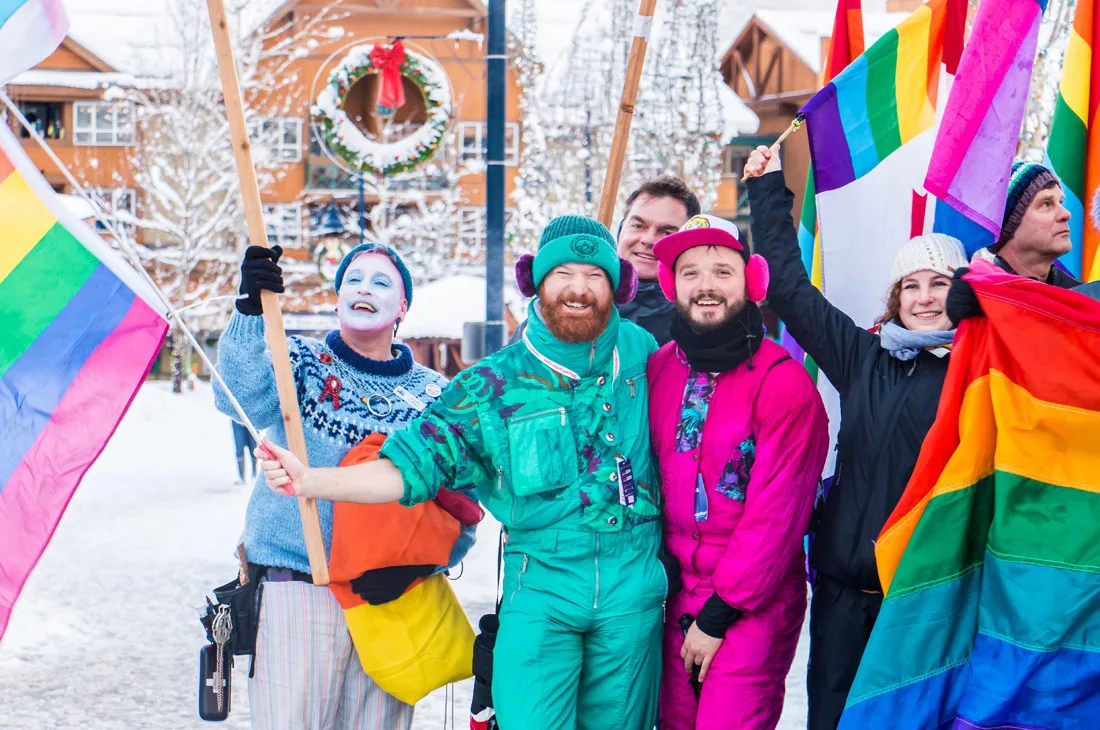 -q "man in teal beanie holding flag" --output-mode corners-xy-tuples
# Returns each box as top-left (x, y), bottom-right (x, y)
(256, 215), (668, 730)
